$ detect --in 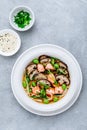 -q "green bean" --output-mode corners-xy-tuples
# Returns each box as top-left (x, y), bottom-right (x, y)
(54, 63), (59, 69)
(22, 81), (27, 88)
(40, 89), (46, 97)
(53, 97), (59, 102)
(32, 59), (39, 64)
(43, 99), (49, 104)
(62, 84), (67, 90)
(32, 82), (36, 87)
